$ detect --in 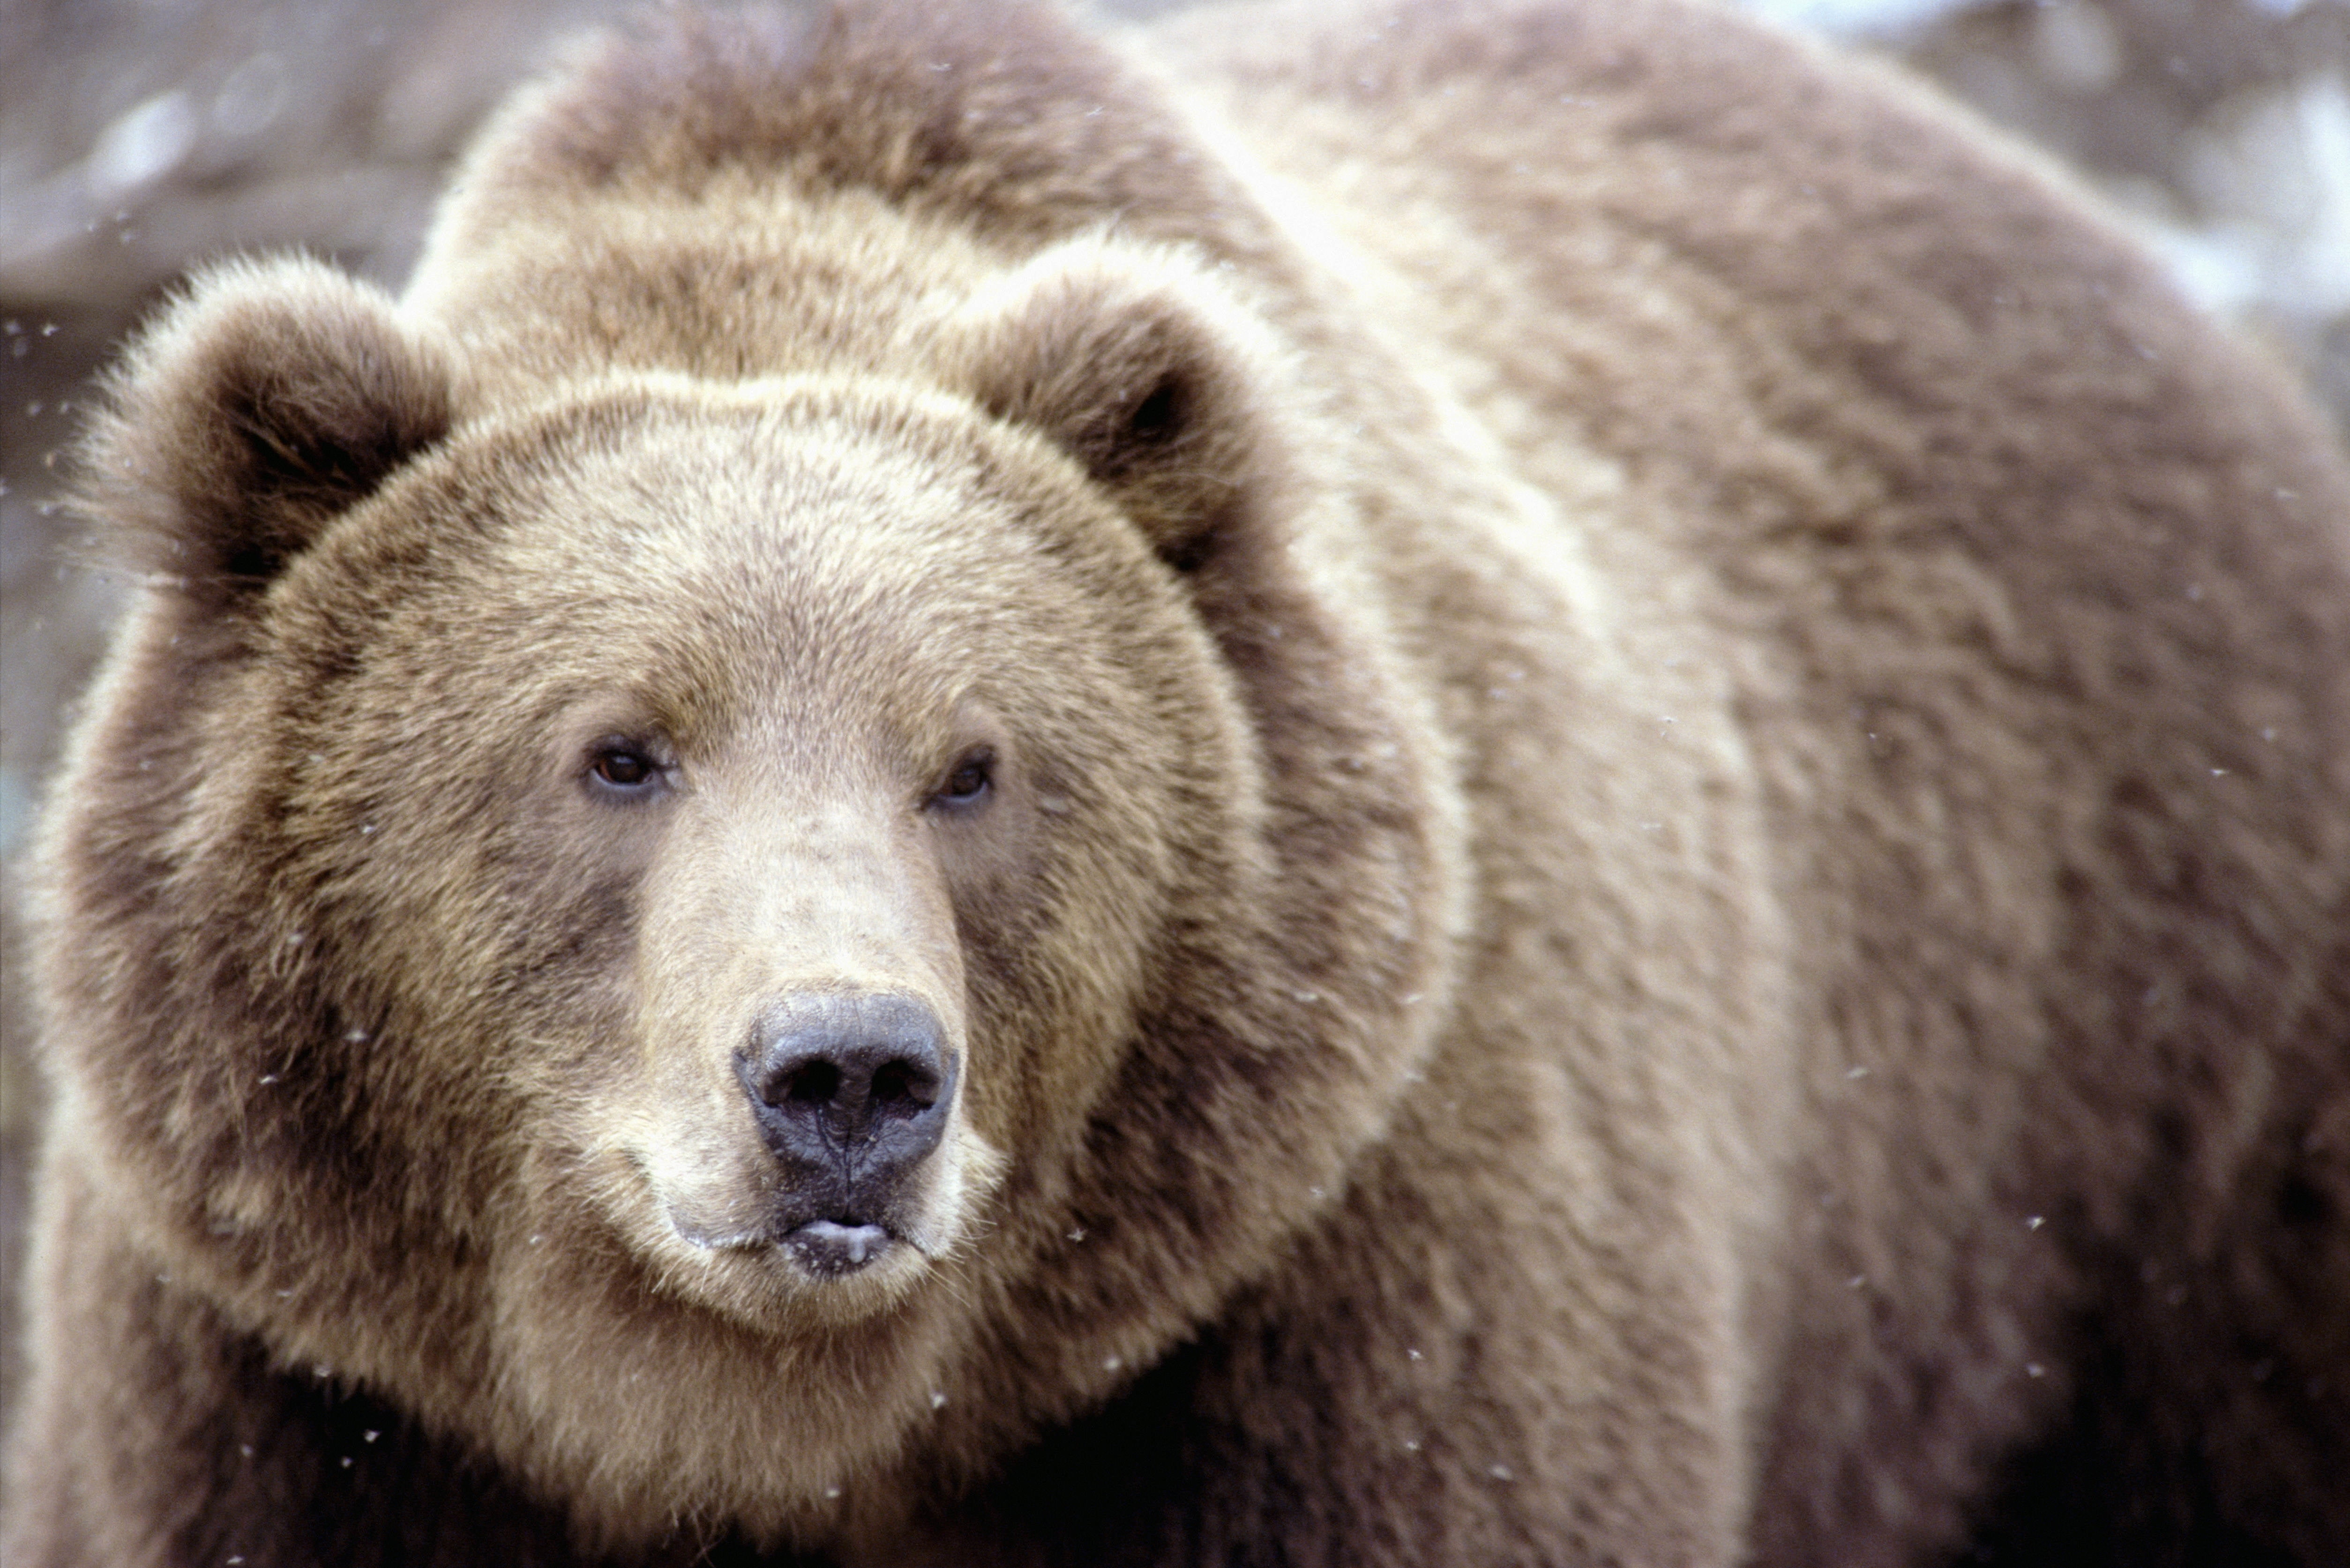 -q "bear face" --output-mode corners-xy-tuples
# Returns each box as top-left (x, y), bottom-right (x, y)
(37, 234), (1462, 1542)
